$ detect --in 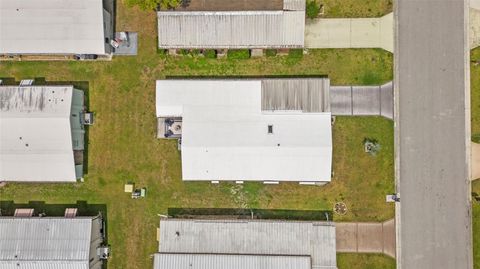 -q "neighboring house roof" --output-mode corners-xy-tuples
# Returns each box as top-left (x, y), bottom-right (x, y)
(0, 218), (94, 268)
(157, 219), (337, 269)
(153, 253), (311, 269)
(157, 10), (305, 49)
(0, 0), (106, 55)
(155, 79), (332, 182)
(0, 86), (82, 182)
